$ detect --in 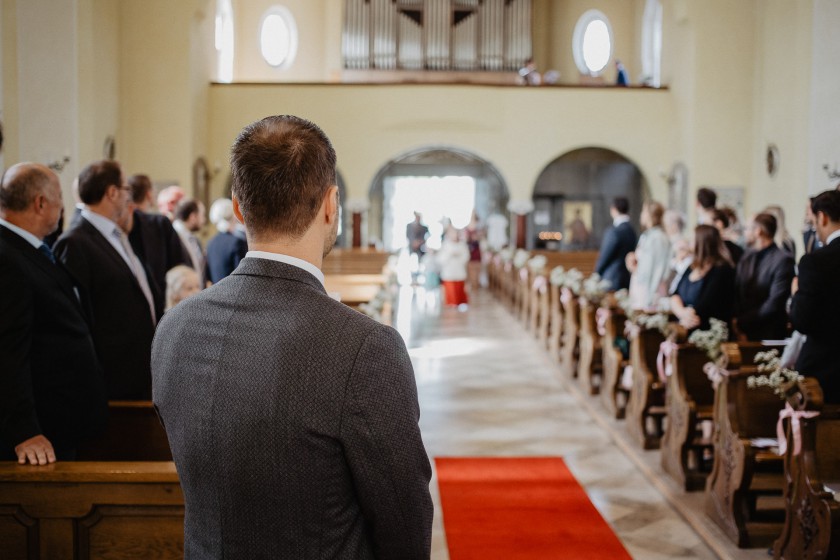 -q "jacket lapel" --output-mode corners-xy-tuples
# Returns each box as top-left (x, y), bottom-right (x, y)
(80, 218), (148, 296)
